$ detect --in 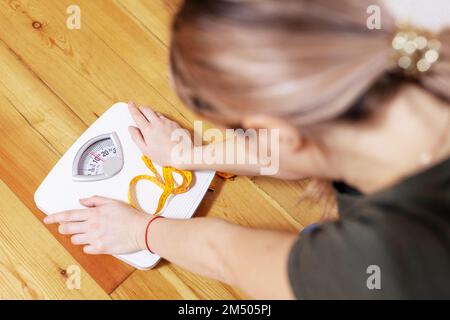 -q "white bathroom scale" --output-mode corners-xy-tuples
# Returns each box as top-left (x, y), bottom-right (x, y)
(35, 102), (215, 270)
